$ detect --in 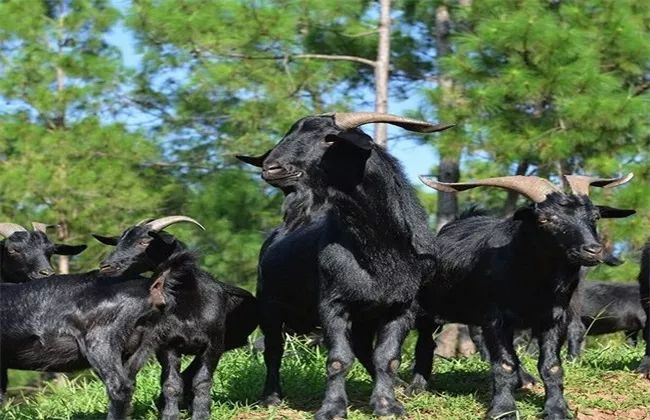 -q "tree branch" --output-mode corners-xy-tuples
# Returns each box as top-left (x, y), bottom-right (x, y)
(222, 52), (376, 67)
